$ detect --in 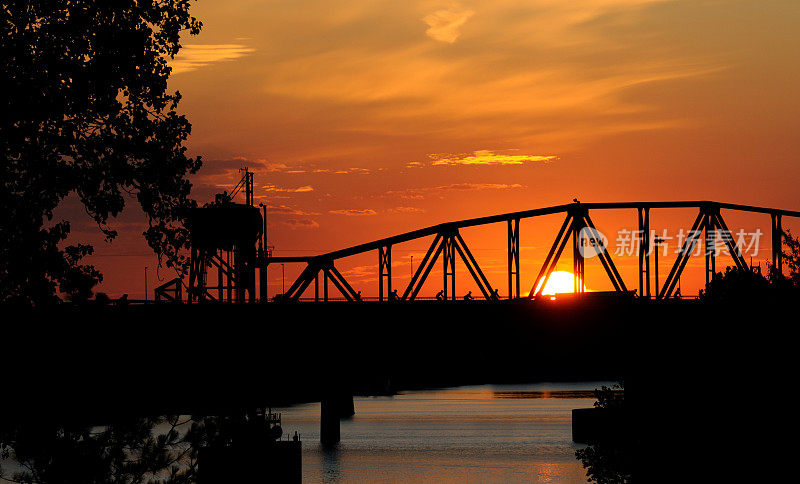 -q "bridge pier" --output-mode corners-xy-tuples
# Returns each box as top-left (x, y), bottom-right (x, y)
(320, 394), (355, 446)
